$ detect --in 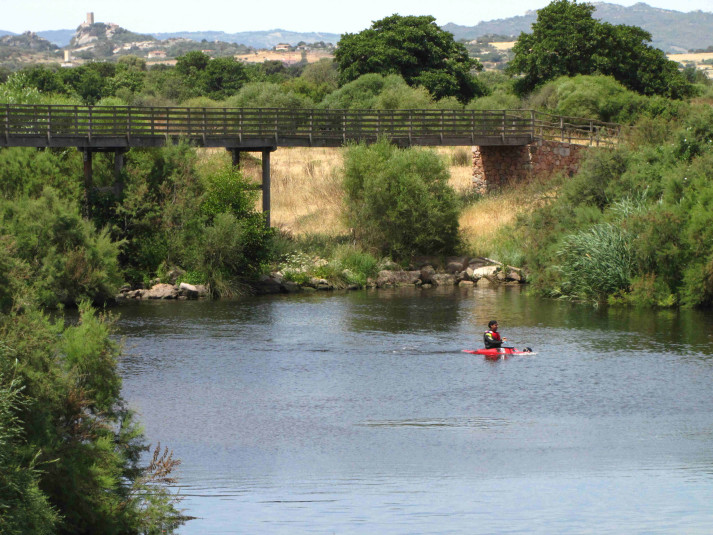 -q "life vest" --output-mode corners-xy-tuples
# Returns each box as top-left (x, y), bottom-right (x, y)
(484, 330), (502, 349)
